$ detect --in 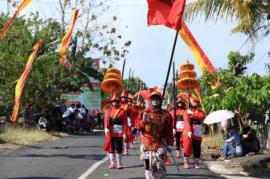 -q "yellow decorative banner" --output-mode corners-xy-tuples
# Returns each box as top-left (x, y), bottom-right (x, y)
(59, 9), (79, 65)
(11, 40), (43, 122)
(0, 0), (32, 39)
